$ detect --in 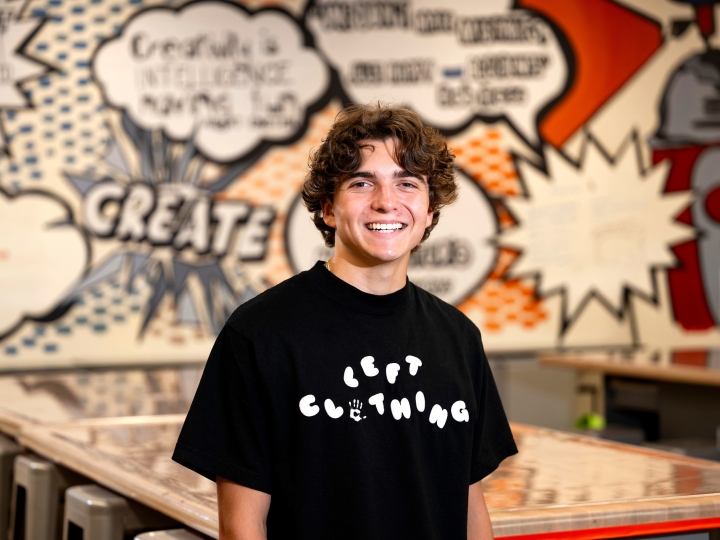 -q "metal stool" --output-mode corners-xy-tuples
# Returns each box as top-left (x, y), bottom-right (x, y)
(9, 454), (87, 540)
(63, 484), (177, 540)
(135, 530), (206, 539)
(0, 434), (21, 539)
